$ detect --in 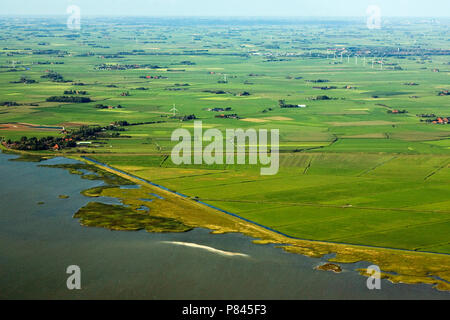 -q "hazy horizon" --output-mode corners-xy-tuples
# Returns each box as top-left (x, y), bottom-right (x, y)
(1, 0), (449, 18)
